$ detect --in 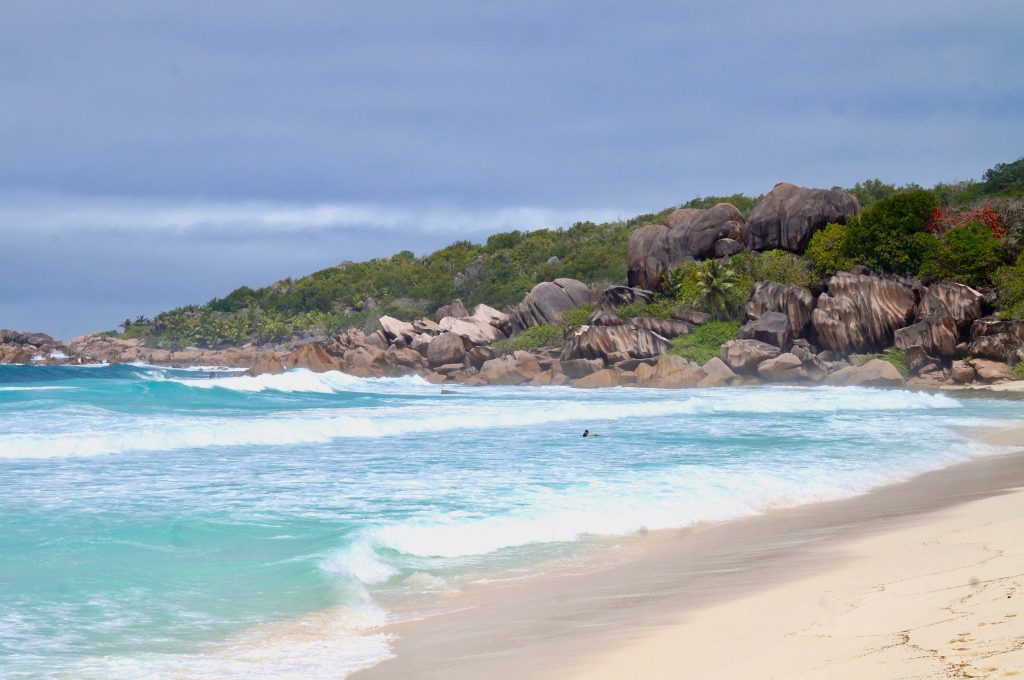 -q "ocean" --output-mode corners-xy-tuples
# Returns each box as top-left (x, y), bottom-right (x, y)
(0, 363), (1019, 679)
